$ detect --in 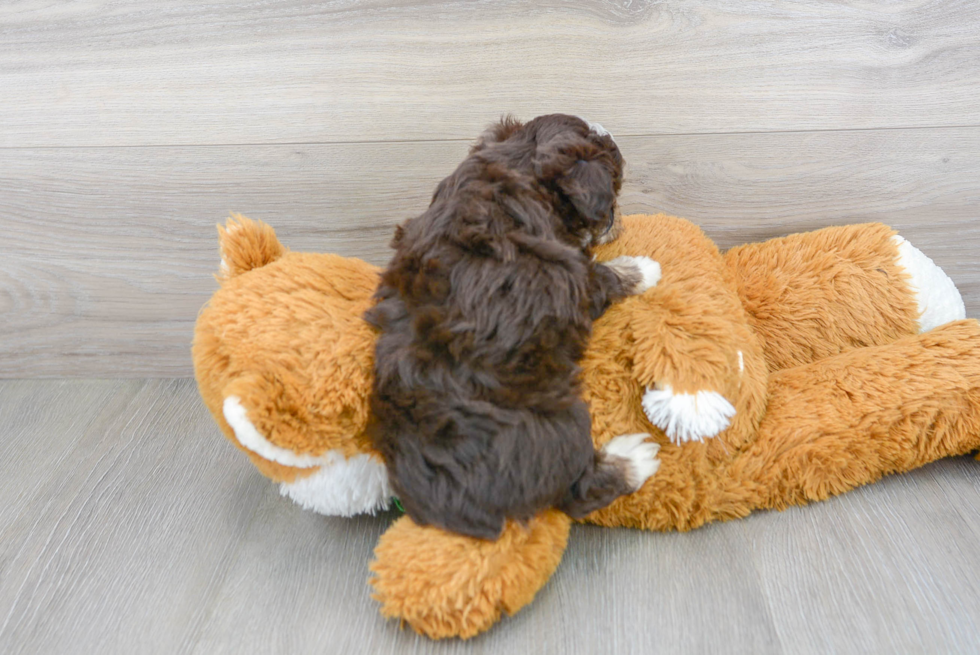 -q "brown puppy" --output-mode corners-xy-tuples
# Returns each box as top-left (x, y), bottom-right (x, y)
(366, 114), (661, 540)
